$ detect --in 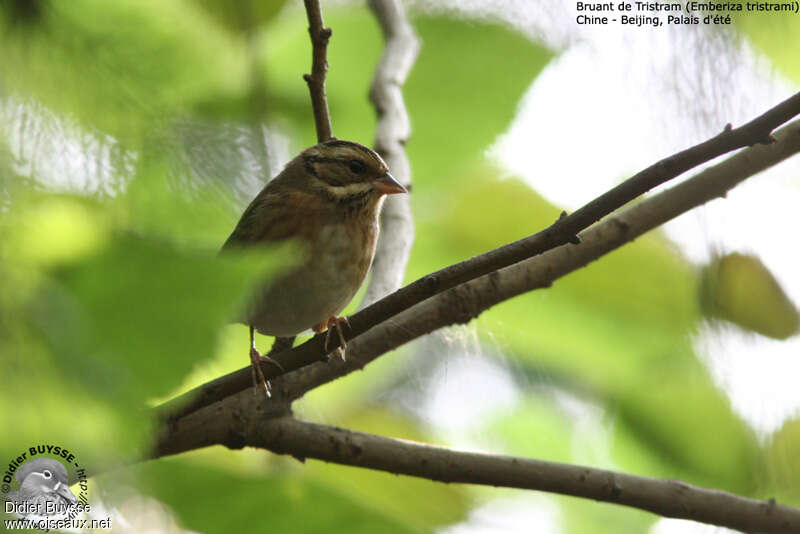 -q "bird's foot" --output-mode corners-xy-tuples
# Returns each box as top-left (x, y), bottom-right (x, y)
(249, 346), (284, 399)
(315, 316), (350, 362)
